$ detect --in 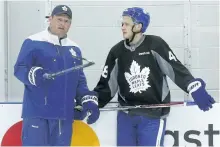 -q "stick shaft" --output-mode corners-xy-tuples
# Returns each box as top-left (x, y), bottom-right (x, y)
(100, 101), (197, 111)
(43, 62), (94, 79)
